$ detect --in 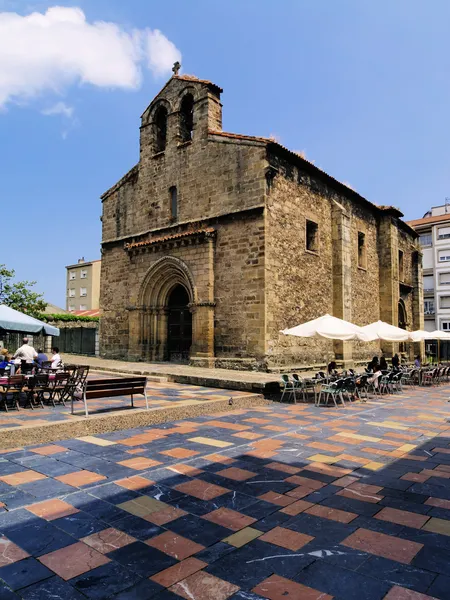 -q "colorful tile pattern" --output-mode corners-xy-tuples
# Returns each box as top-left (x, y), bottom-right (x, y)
(0, 383), (449, 597)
